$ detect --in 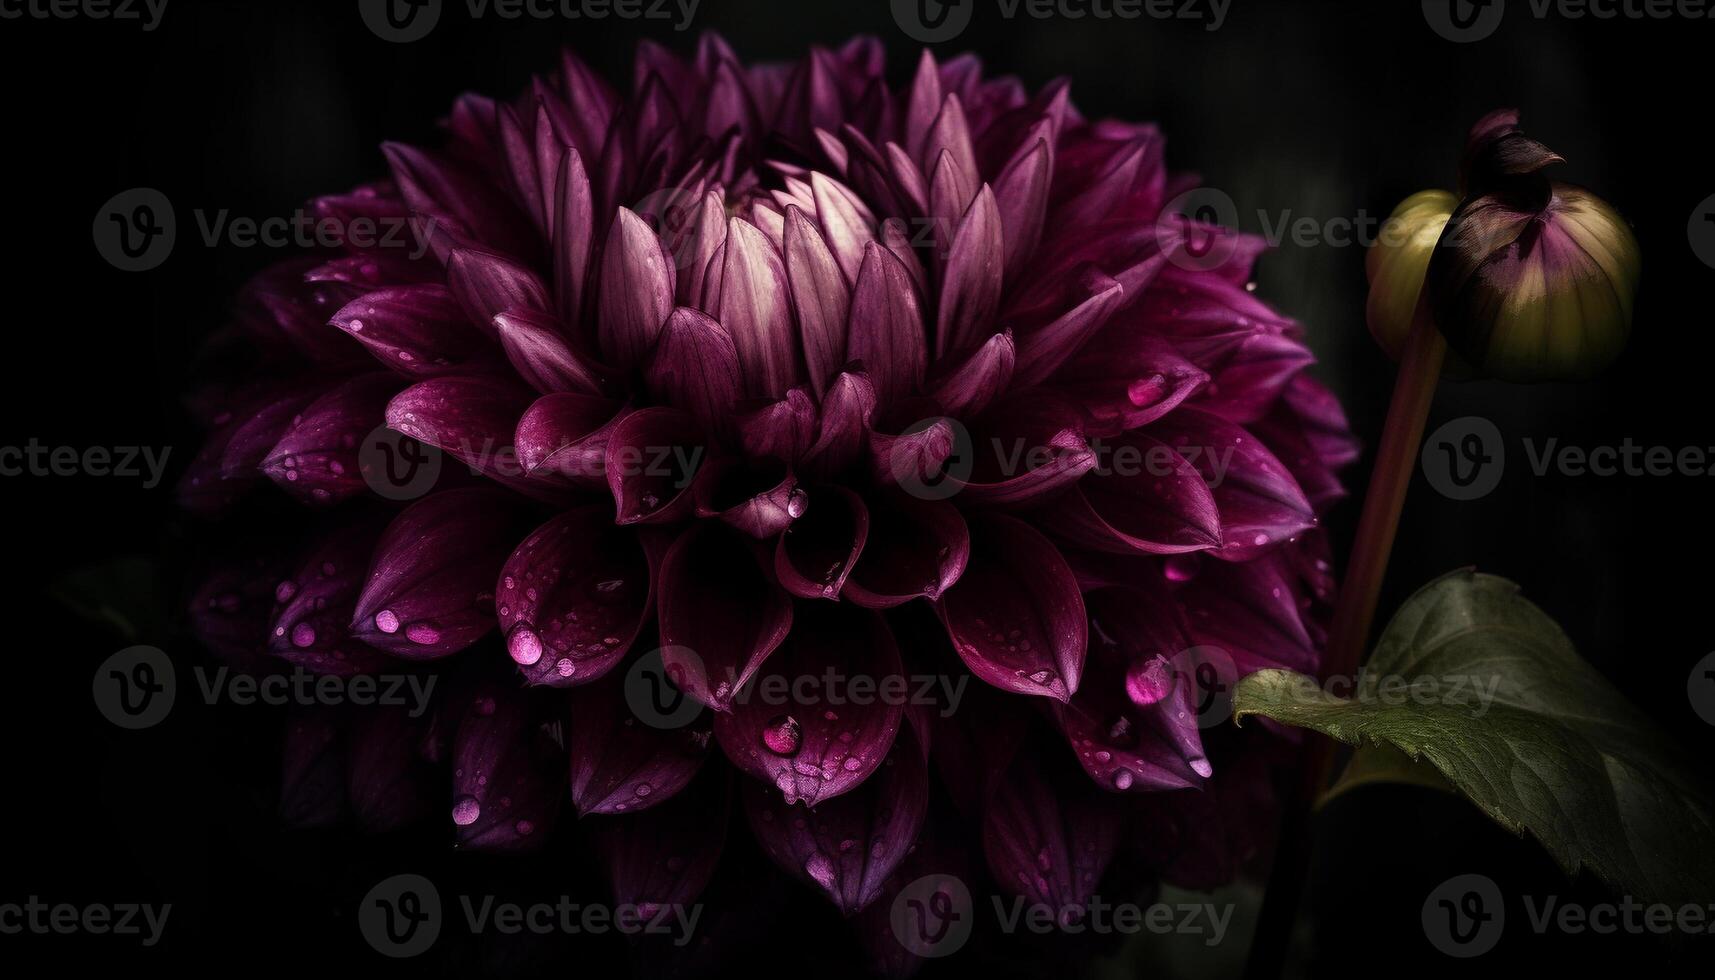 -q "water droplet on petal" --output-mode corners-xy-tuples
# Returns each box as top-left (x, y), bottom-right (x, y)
(762, 715), (802, 756)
